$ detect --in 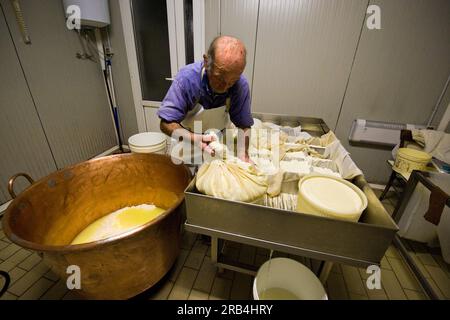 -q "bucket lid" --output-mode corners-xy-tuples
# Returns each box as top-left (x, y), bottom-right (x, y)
(397, 148), (431, 162)
(299, 175), (367, 217)
(129, 141), (166, 149)
(128, 132), (166, 148)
